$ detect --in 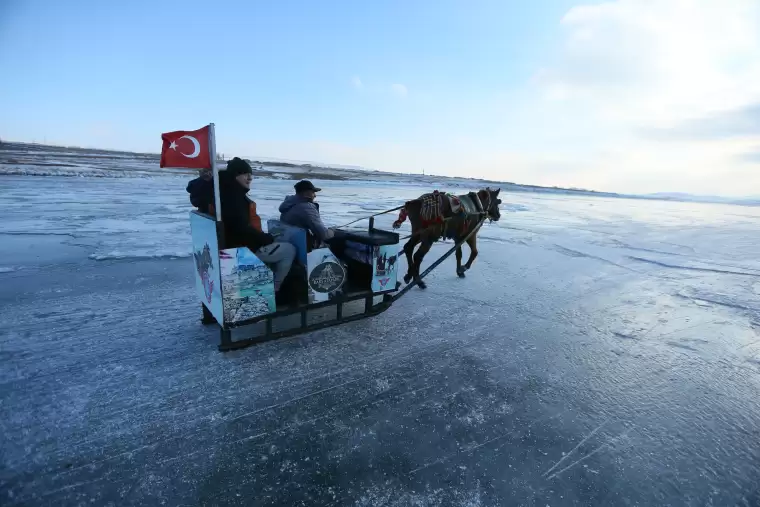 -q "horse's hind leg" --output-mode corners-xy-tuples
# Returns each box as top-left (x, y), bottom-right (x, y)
(455, 245), (466, 278)
(412, 240), (433, 289)
(402, 236), (419, 284)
